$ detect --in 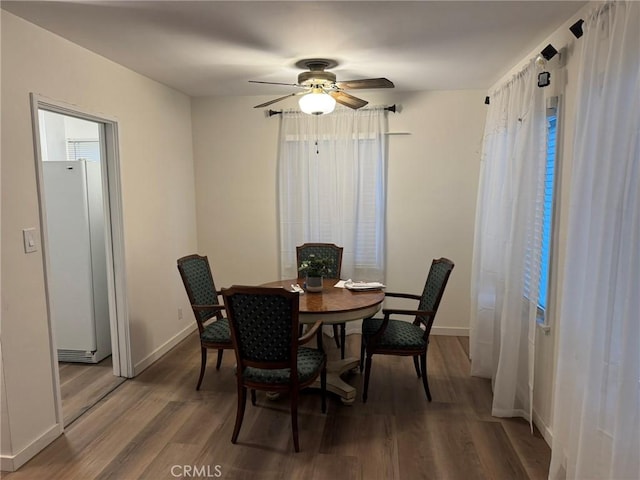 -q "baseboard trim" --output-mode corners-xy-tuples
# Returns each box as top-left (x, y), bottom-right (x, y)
(0, 423), (62, 472)
(133, 323), (196, 376)
(431, 326), (469, 336)
(532, 407), (553, 447)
